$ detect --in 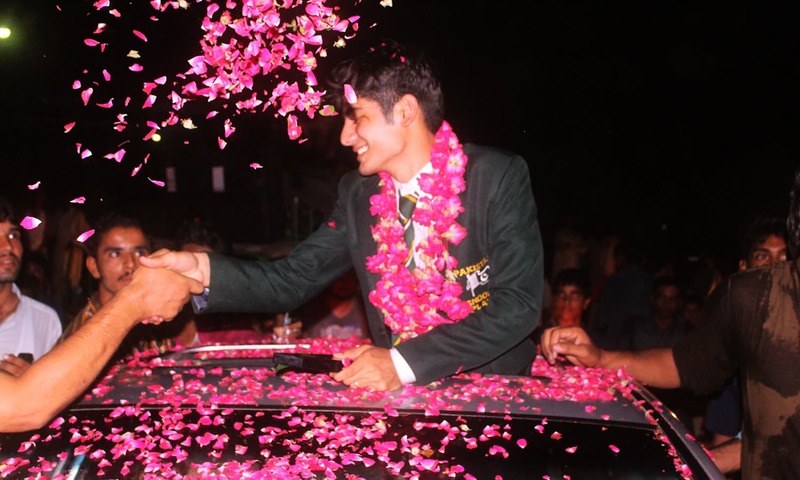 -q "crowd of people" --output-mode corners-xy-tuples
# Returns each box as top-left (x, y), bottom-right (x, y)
(0, 39), (797, 479)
